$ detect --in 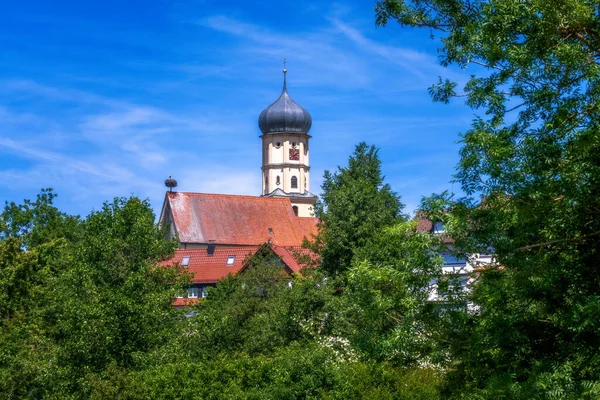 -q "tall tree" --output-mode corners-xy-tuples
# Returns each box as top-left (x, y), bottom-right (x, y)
(314, 142), (403, 275)
(376, 0), (600, 398)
